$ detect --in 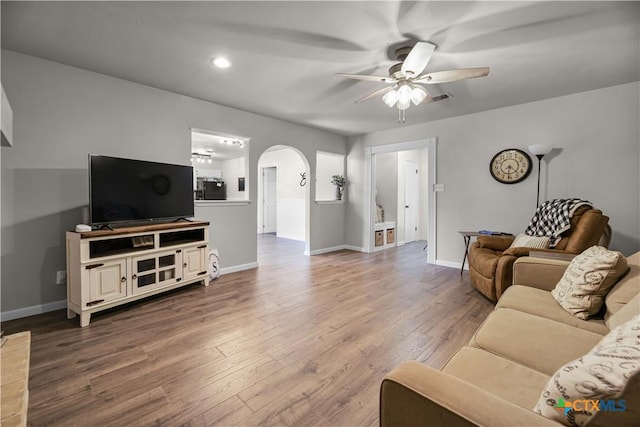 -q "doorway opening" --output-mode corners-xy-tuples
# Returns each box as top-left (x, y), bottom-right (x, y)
(261, 166), (277, 233)
(364, 138), (437, 263)
(257, 146), (310, 258)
